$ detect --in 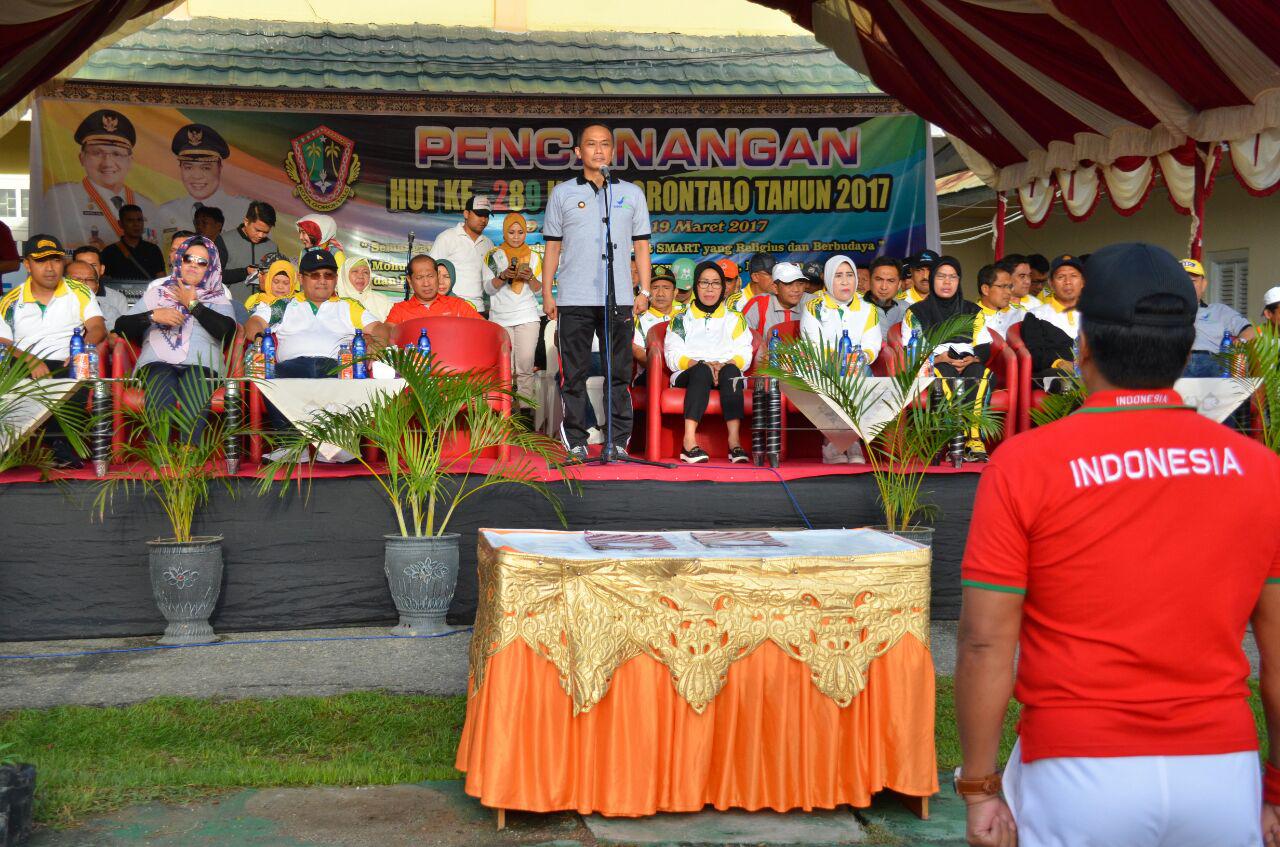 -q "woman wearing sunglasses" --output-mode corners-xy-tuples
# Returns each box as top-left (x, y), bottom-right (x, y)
(114, 234), (237, 440)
